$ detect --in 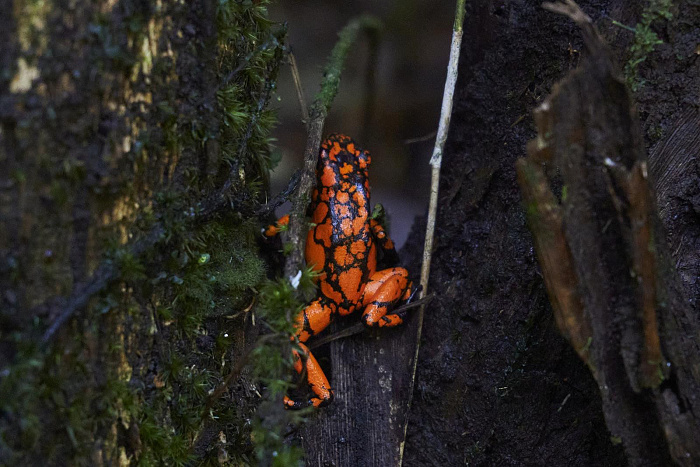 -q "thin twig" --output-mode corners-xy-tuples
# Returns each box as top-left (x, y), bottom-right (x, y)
(288, 50), (310, 125)
(203, 334), (277, 418)
(403, 131), (437, 145)
(400, 1), (465, 464)
(40, 264), (117, 345)
(308, 323), (366, 350)
(40, 226), (162, 345)
(256, 169), (302, 218)
(283, 114), (324, 289)
(308, 294), (434, 350)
